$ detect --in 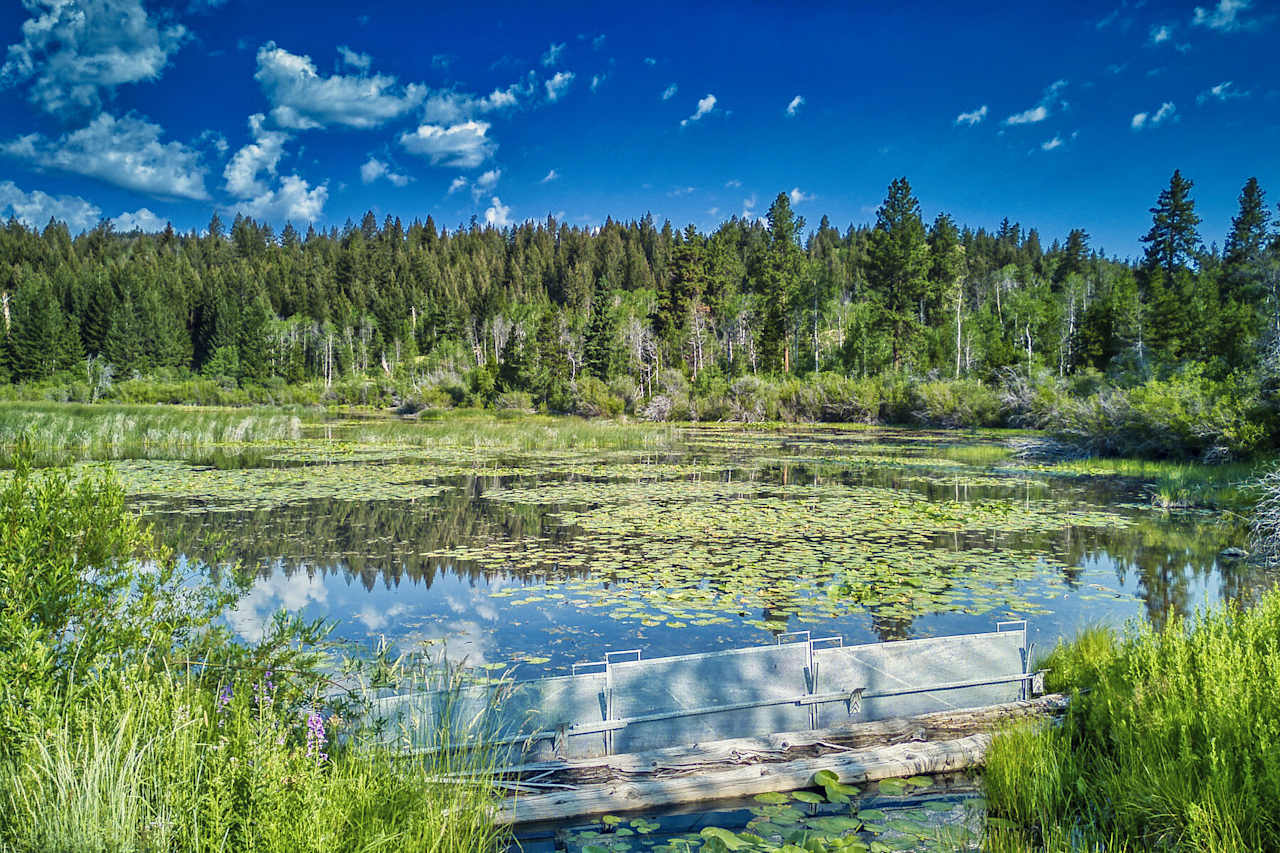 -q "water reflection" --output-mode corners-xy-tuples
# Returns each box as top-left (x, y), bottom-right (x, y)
(142, 431), (1270, 671)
